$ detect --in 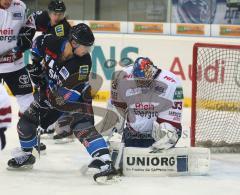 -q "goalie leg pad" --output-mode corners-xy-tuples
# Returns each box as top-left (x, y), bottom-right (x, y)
(123, 147), (210, 177)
